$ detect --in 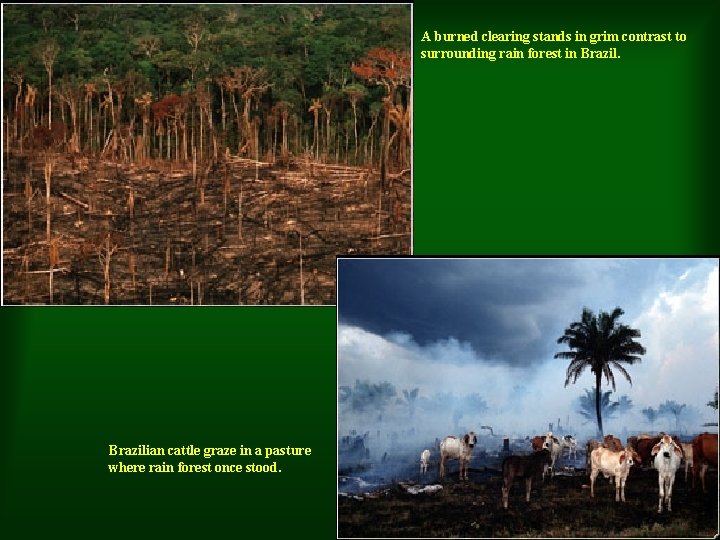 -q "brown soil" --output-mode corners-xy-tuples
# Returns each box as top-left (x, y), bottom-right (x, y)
(3, 153), (410, 304)
(338, 468), (718, 538)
